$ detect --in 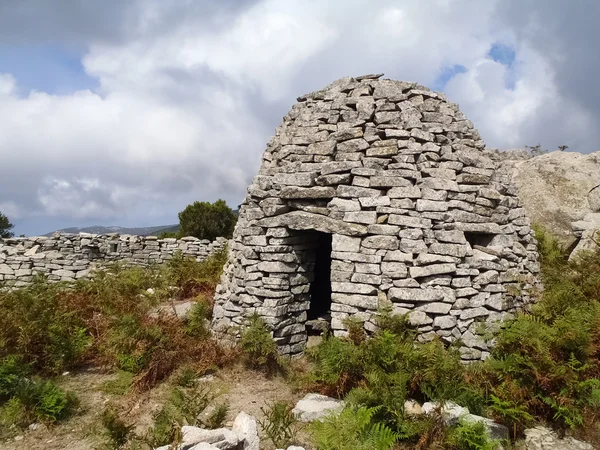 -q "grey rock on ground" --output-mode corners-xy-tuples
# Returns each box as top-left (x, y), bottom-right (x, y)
(422, 401), (509, 440)
(523, 426), (593, 450)
(292, 393), (344, 422)
(232, 411), (260, 450)
(181, 426), (239, 450)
